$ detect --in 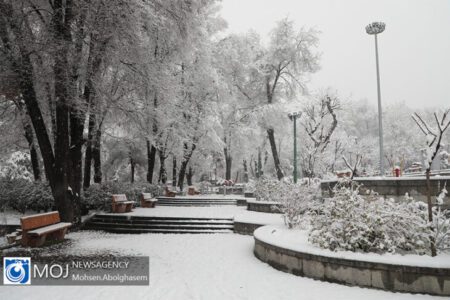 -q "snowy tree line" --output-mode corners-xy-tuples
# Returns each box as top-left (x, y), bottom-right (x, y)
(0, 1), (449, 223)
